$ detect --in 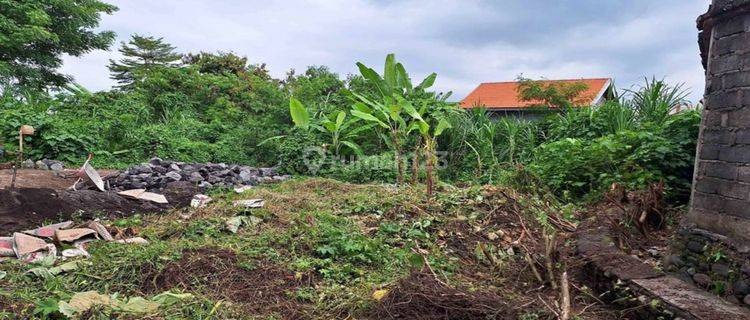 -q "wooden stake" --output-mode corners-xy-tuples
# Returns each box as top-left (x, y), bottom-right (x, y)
(560, 271), (571, 320)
